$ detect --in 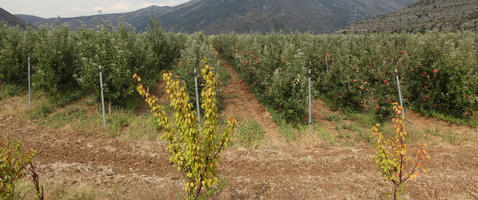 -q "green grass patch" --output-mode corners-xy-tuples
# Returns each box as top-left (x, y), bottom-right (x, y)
(314, 126), (335, 145)
(122, 94), (144, 112)
(344, 112), (378, 127)
(198, 179), (228, 200)
(236, 118), (264, 148)
(105, 110), (135, 138)
(354, 129), (375, 145)
(424, 127), (466, 145)
(29, 103), (55, 119)
(126, 112), (161, 141)
(39, 106), (88, 128)
(439, 130), (463, 145)
(0, 84), (24, 100)
(325, 113), (343, 122)
(420, 110), (478, 128)
(49, 90), (84, 107)
(216, 66), (232, 87)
